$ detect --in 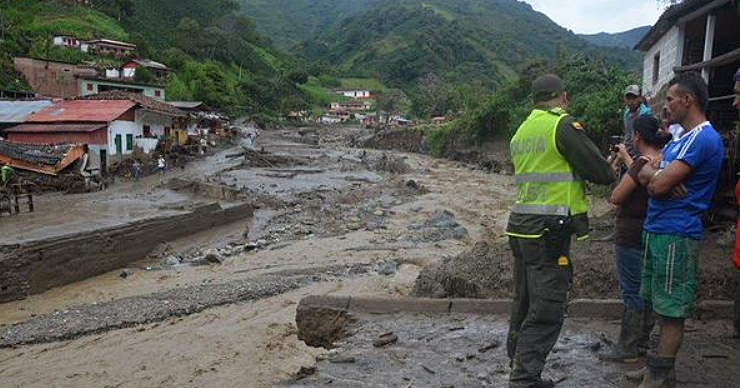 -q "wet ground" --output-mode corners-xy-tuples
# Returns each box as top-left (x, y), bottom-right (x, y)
(289, 314), (740, 388)
(1, 125), (737, 387)
(0, 148), (243, 244)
